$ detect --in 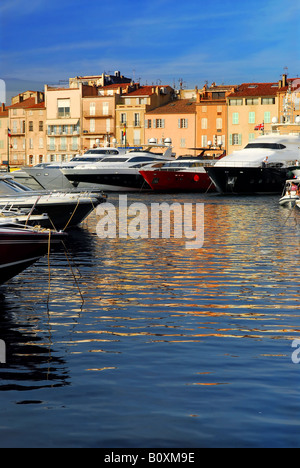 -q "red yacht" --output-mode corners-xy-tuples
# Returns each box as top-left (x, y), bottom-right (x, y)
(0, 226), (65, 285)
(139, 150), (224, 192)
